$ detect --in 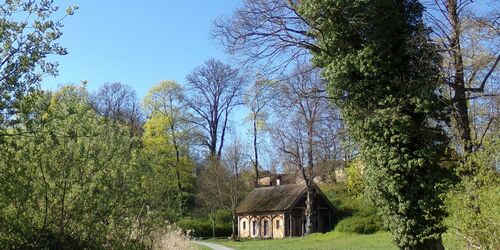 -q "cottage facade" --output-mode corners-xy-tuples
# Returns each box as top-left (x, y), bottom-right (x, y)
(236, 183), (334, 239)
